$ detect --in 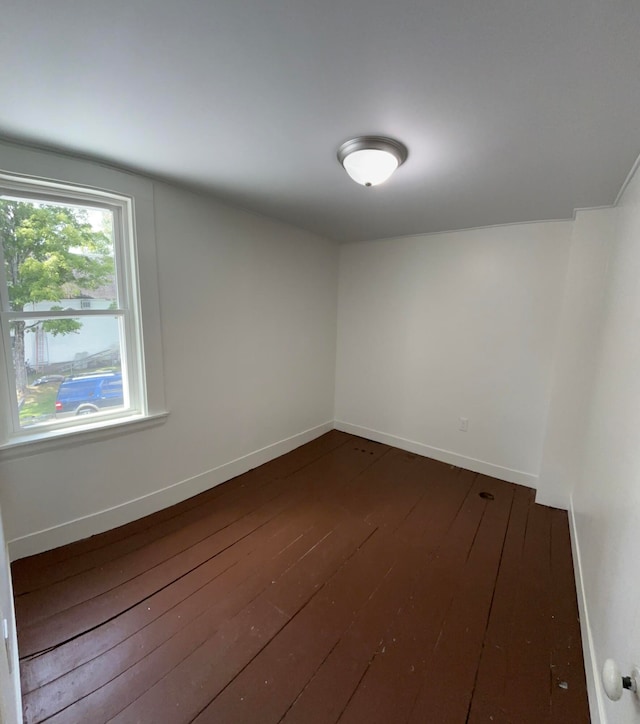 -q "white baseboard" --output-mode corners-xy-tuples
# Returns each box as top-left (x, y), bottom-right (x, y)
(333, 421), (538, 487)
(569, 495), (607, 724)
(8, 421), (333, 561)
